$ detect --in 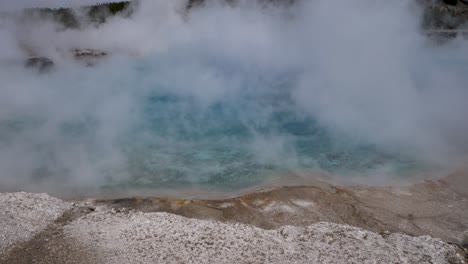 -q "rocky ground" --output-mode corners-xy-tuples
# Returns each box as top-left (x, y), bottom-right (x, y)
(97, 170), (468, 244)
(0, 171), (467, 263)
